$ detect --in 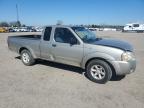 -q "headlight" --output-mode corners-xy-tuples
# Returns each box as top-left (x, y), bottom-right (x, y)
(121, 52), (135, 61)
